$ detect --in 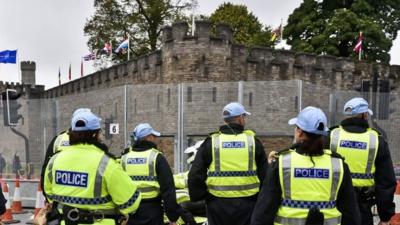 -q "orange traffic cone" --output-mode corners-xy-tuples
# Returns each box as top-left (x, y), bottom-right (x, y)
(11, 178), (24, 214)
(390, 180), (400, 225)
(34, 181), (45, 218)
(1, 182), (20, 224)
